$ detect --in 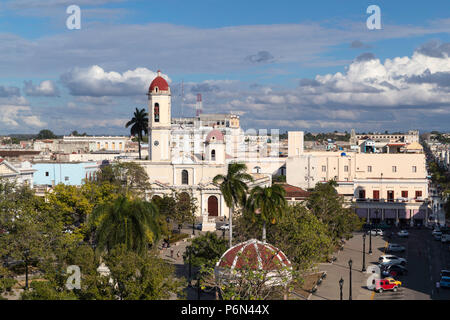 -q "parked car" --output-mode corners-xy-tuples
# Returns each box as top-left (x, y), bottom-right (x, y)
(194, 223), (202, 230)
(441, 233), (450, 243)
(368, 229), (383, 236)
(218, 224), (230, 230)
(379, 255), (407, 266)
(432, 229), (442, 236)
(387, 243), (406, 253)
(440, 270), (450, 278)
(375, 278), (402, 293)
(440, 276), (450, 288)
(381, 264), (408, 277)
(397, 230), (409, 237)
